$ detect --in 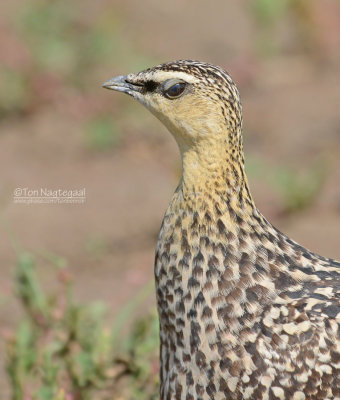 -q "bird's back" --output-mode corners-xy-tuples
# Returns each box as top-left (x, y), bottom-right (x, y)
(155, 188), (340, 400)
